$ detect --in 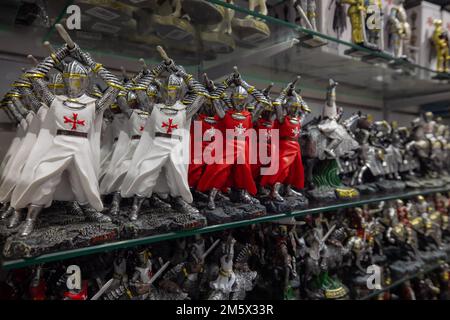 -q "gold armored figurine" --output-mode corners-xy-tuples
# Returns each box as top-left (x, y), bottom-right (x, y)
(432, 19), (450, 73)
(339, 0), (366, 45)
